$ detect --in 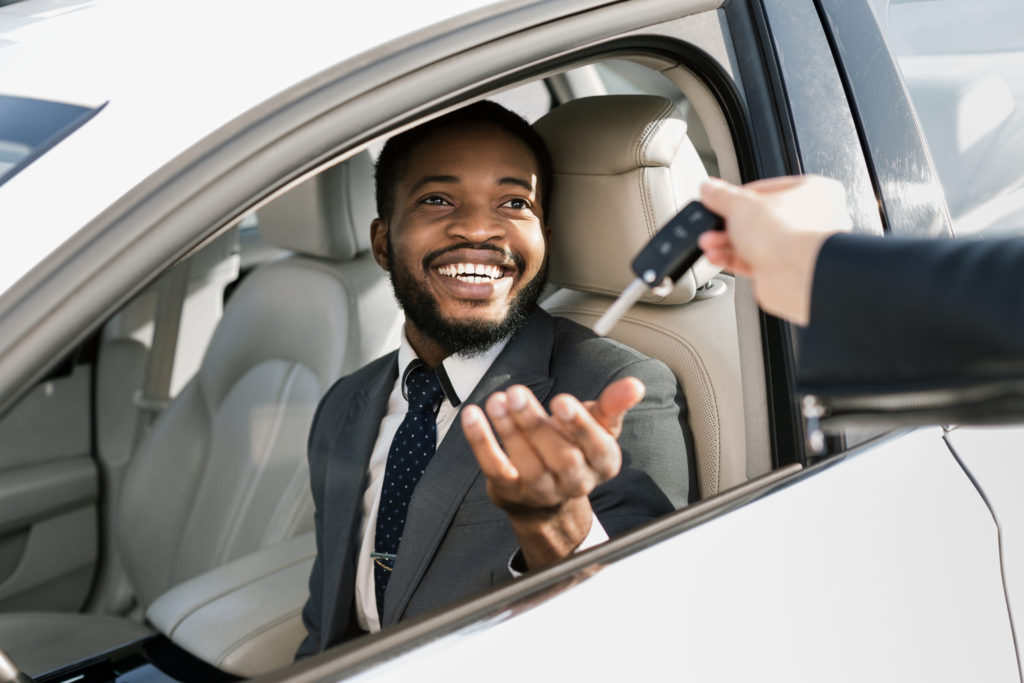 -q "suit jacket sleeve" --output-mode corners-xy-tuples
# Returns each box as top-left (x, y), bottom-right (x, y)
(589, 353), (694, 534)
(798, 233), (1024, 394)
